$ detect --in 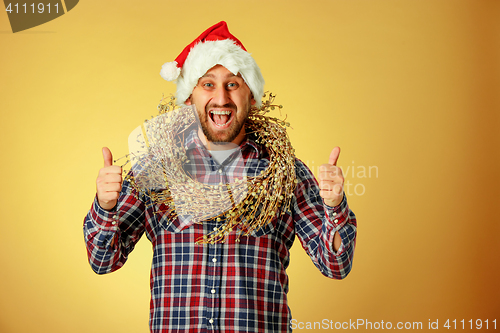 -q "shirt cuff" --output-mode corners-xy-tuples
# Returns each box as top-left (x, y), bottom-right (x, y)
(323, 194), (349, 254)
(89, 195), (120, 230)
(324, 194), (348, 229)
